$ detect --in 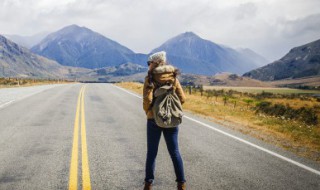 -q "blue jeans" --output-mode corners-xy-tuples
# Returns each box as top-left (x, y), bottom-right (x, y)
(145, 119), (186, 183)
